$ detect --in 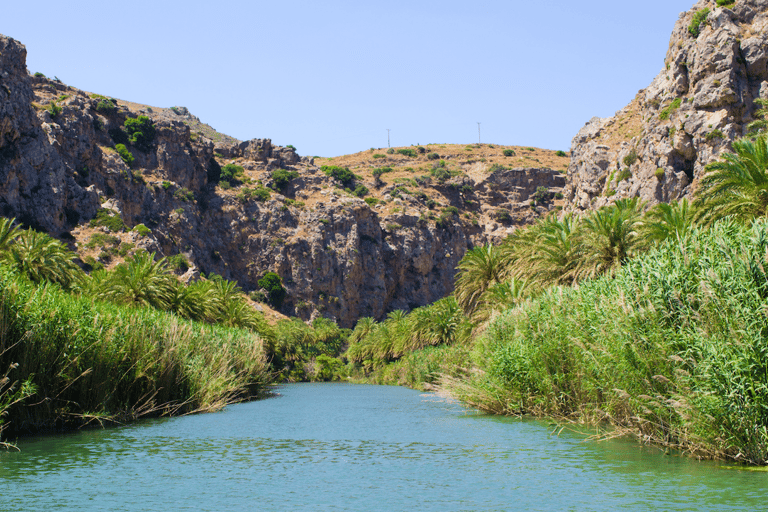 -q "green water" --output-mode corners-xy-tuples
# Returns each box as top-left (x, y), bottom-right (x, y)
(1, 383), (765, 511)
